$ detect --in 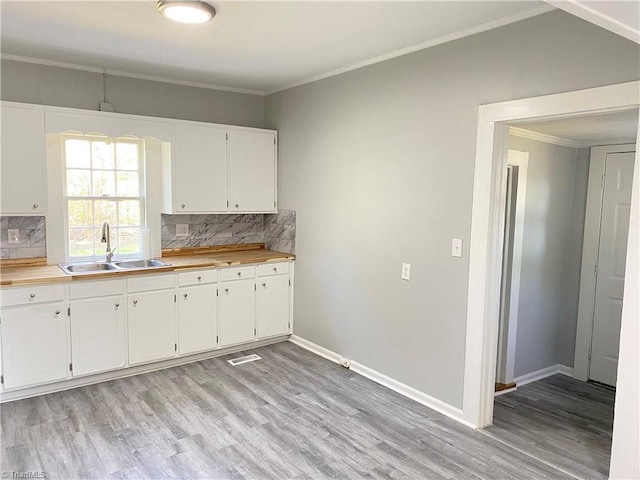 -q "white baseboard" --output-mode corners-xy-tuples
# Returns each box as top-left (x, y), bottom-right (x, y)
(288, 335), (477, 429)
(514, 364), (574, 387)
(494, 387), (517, 396)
